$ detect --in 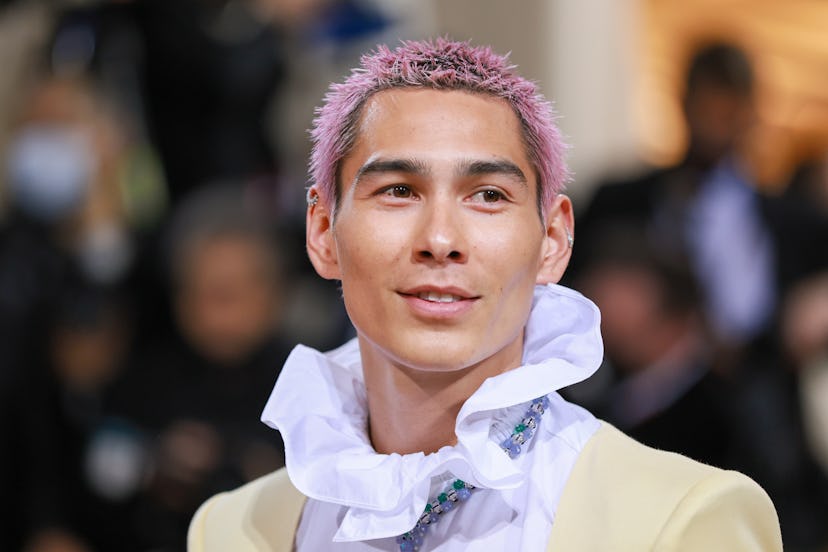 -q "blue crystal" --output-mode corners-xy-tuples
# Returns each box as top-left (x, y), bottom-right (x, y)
(522, 428), (533, 441)
(400, 541), (414, 551)
(457, 487), (471, 501)
(441, 500), (454, 513)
